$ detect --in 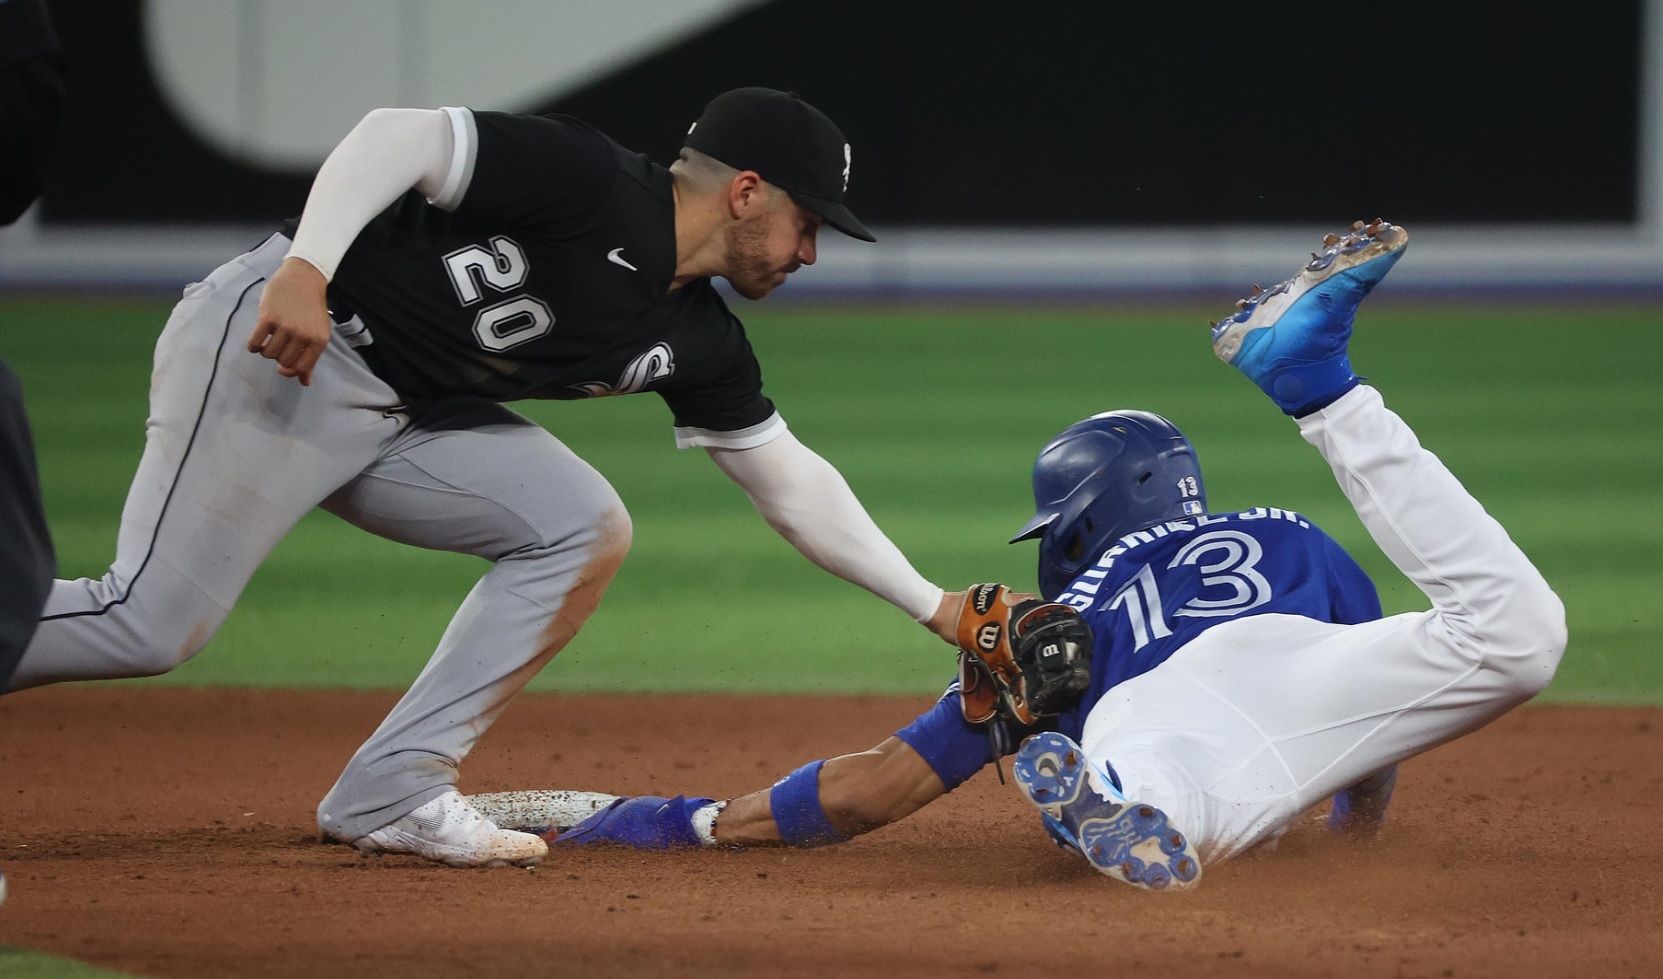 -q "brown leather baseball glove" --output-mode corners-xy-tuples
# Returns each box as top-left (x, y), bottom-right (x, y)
(953, 583), (1093, 727)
